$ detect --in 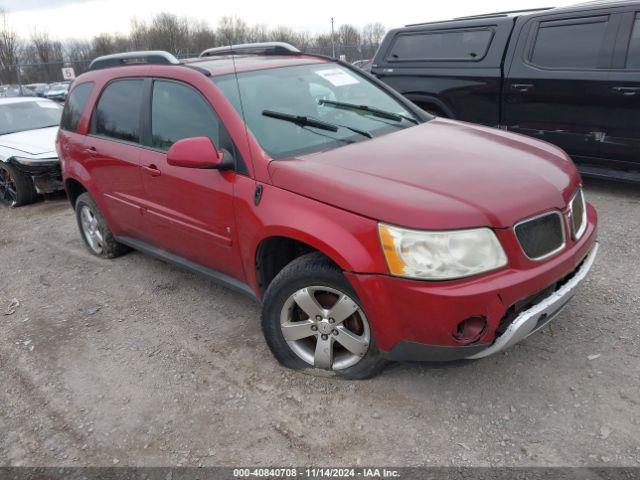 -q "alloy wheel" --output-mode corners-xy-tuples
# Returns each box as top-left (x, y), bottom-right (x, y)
(80, 205), (104, 254)
(280, 286), (371, 370)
